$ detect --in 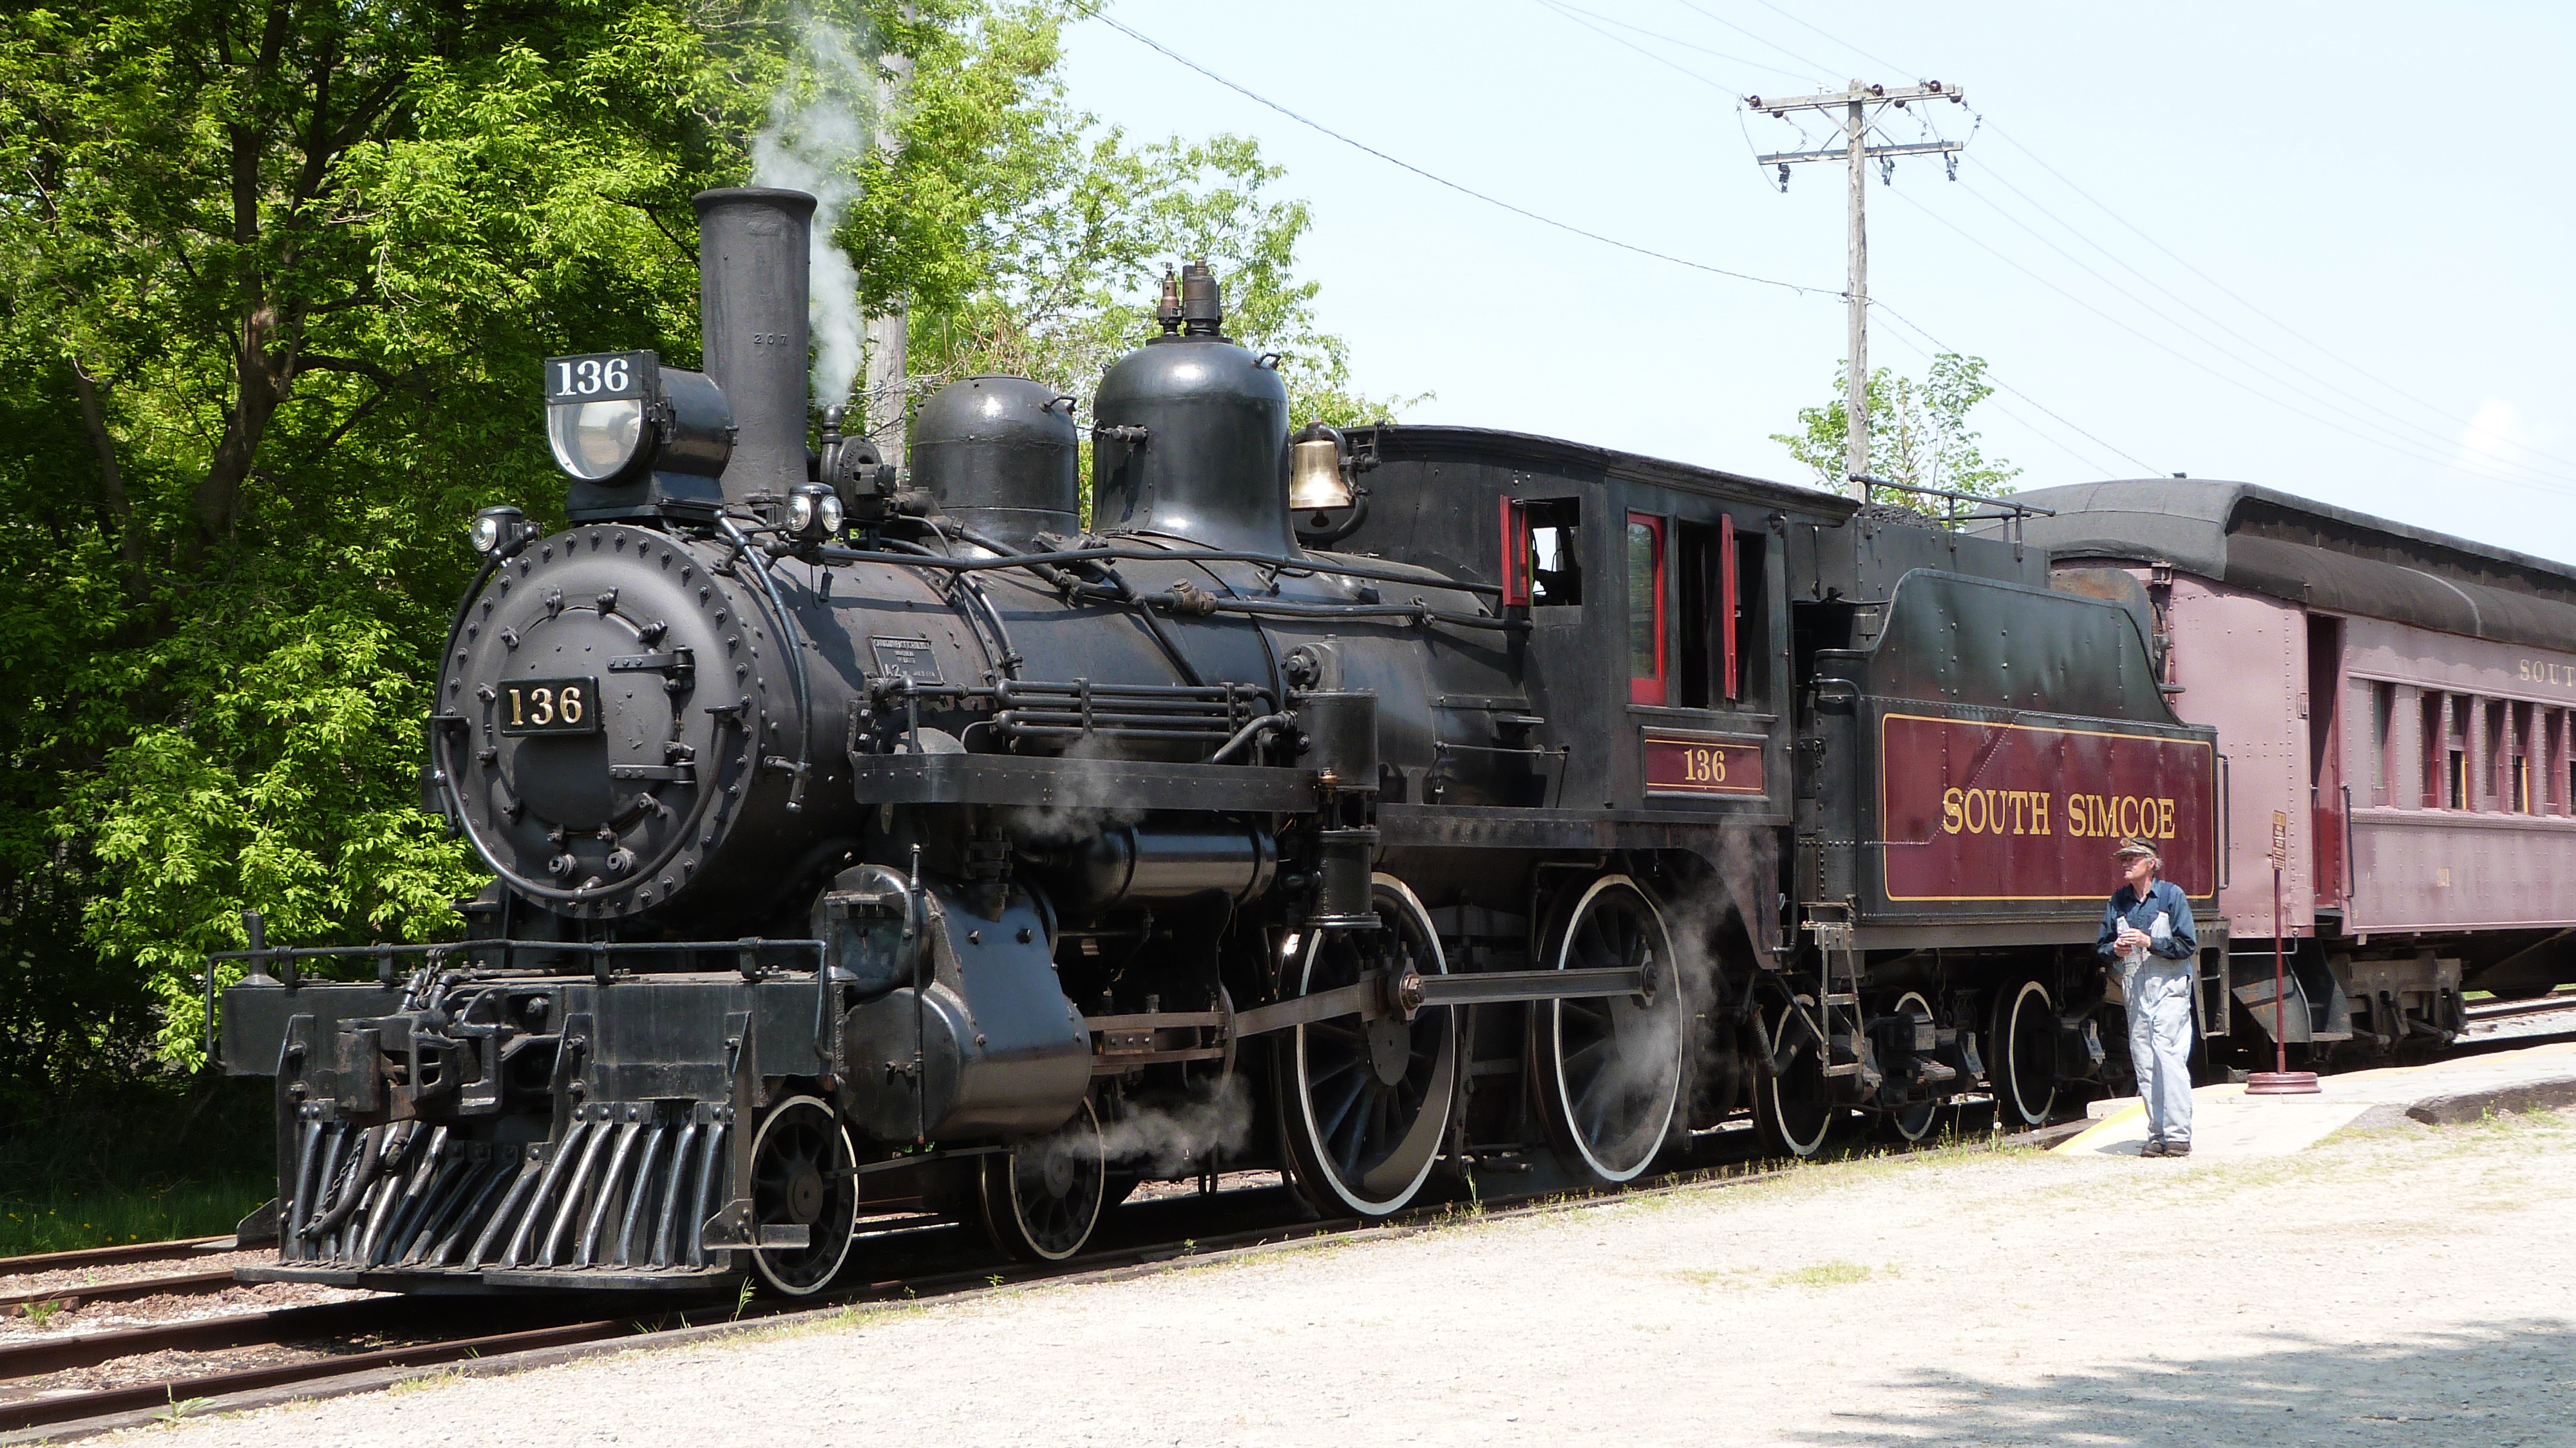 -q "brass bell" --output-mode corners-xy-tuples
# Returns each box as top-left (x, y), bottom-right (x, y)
(1288, 423), (1353, 511)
